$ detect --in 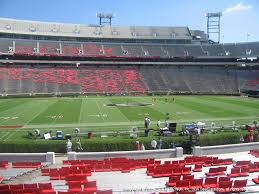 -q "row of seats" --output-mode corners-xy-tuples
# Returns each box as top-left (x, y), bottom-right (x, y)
(0, 182), (54, 194)
(1, 38), (259, 58)
(166, 176), (247, 192)
(62, 158), (153, 173)
(12, 162), (42, 168)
